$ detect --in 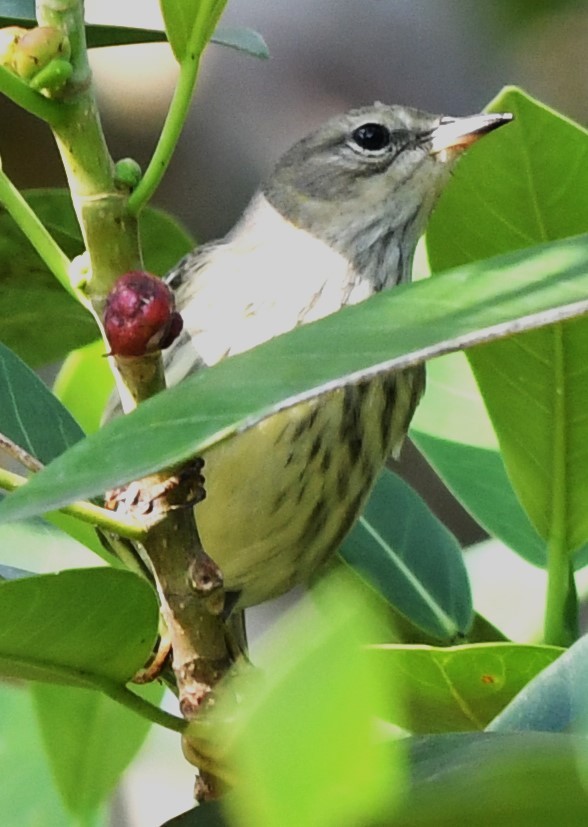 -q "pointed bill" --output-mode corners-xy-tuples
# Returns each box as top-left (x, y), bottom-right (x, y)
(430, 112), (513, 154)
